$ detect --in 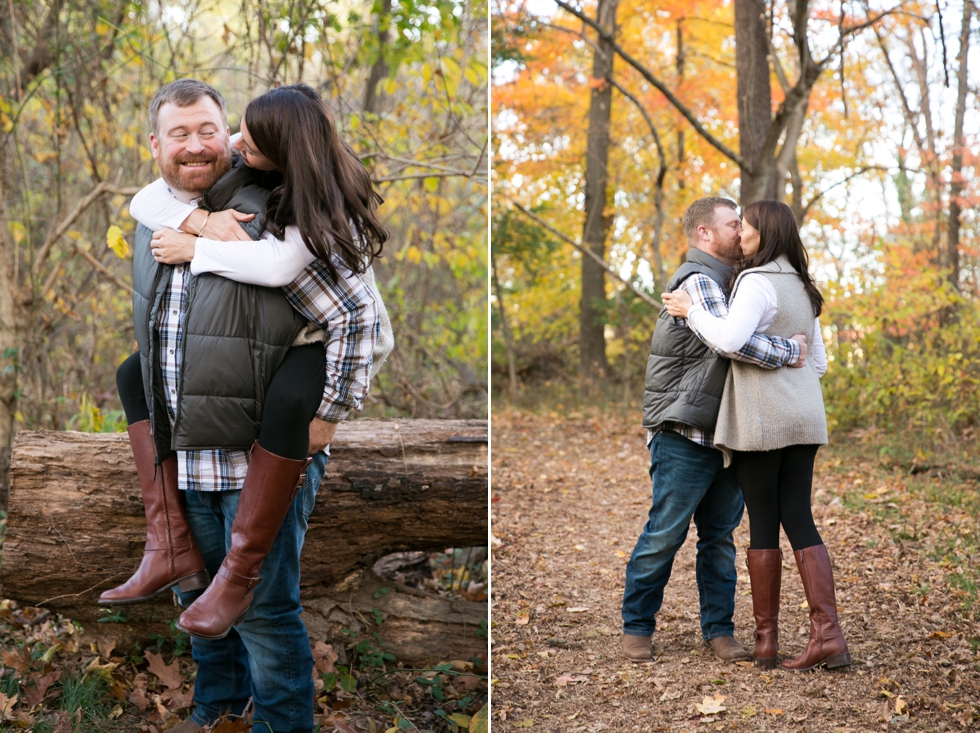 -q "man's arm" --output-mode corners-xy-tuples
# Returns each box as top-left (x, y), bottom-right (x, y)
(678, 274), (802, 369)
(283, 262), (380, 428)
